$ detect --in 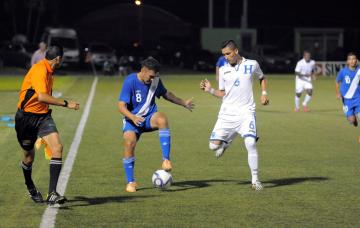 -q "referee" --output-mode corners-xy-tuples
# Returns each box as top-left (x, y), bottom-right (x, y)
(15, 45), (79, 205)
